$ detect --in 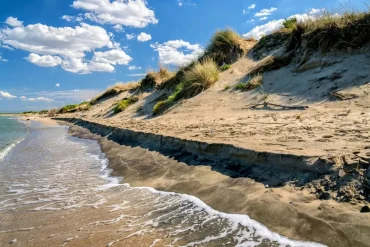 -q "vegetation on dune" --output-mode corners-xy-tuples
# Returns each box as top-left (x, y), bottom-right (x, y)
(251, 10), (370, 76)
(282, 17), (298, 29)
(90, 82), (140, 105)
(113, 96), (139, 113)
(202, 29), (249, 65)
(235, 74), (263, 91)
(220, 64), (231, 71)
(140, 65), (174, 91)
(57, 101), (92, 114)
(153, 58), (219, 115)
